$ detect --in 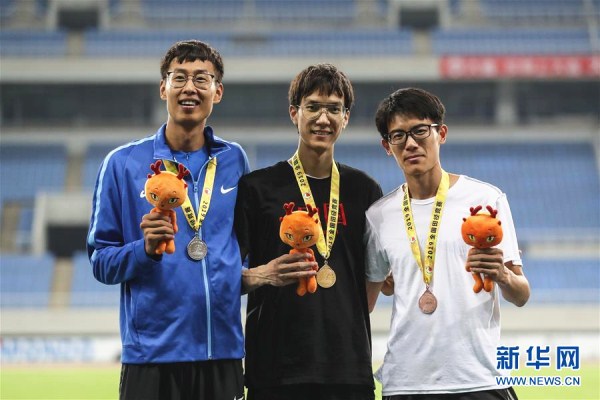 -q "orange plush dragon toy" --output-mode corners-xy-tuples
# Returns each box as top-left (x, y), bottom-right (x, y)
(279, 202), (320, 296)
(144, 160), (190, 255)
(461, 205), (503, 293)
